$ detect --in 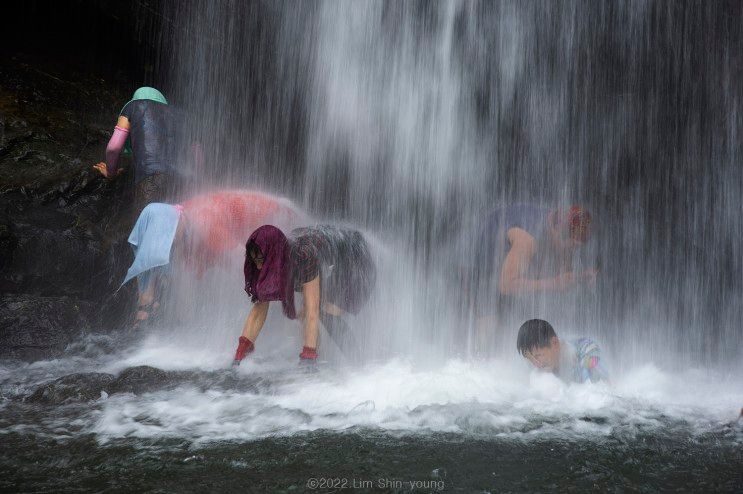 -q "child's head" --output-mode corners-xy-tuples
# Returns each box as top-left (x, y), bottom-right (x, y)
(517, 319), (561, 371)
